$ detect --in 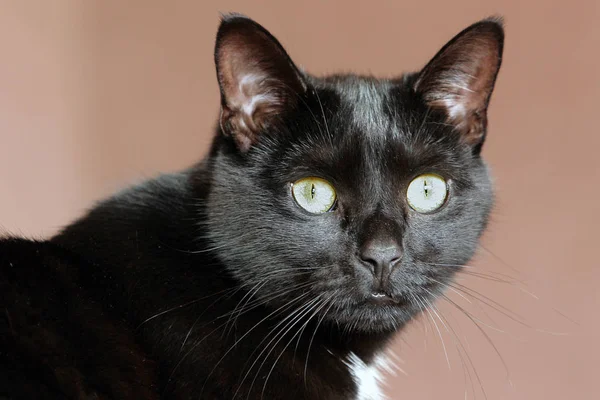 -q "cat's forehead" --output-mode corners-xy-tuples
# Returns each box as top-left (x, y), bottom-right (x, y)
(314, 75), (413, 143)
(296, 74), (466, 185)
